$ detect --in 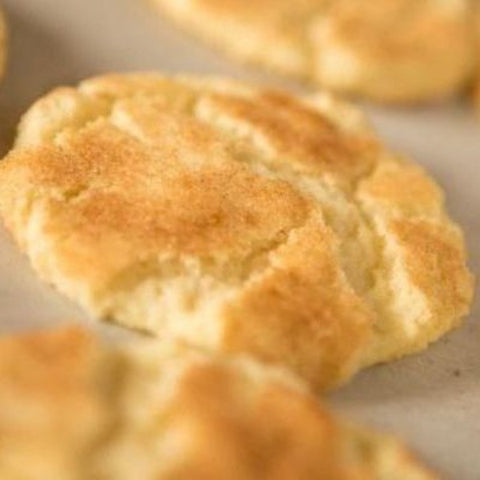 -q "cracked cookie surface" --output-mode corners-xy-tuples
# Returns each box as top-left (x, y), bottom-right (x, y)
(154, 0), (476, 103)
(0, 326), (438, 479)
(0, 74), (473, 389)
